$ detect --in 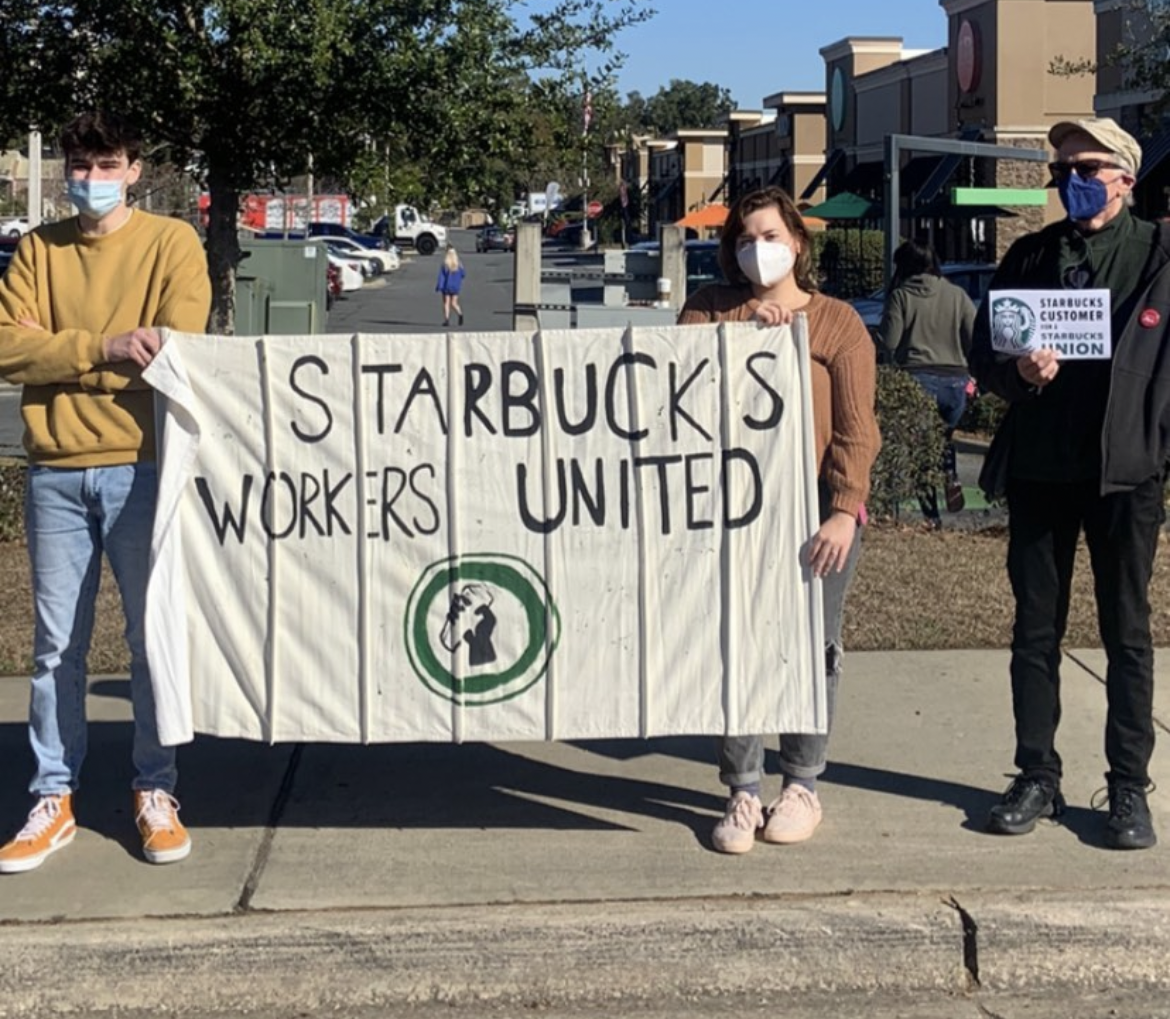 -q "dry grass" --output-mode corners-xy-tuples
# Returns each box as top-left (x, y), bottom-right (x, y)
(847, 521), (1170, 650)
(1, 523), (1170, 675)
(0, 542), (125, 675)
